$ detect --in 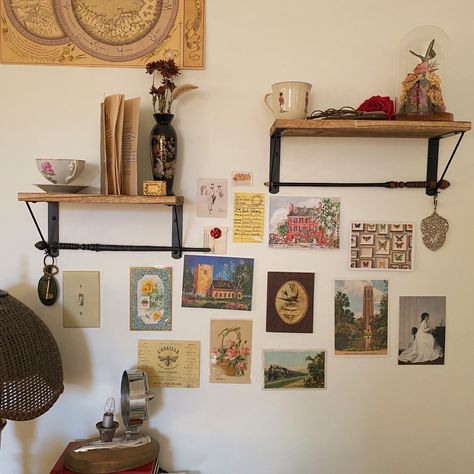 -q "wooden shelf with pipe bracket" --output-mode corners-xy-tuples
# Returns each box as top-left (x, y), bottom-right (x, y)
(17, 193), (210, 259)
(265, 119), (471, 195)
